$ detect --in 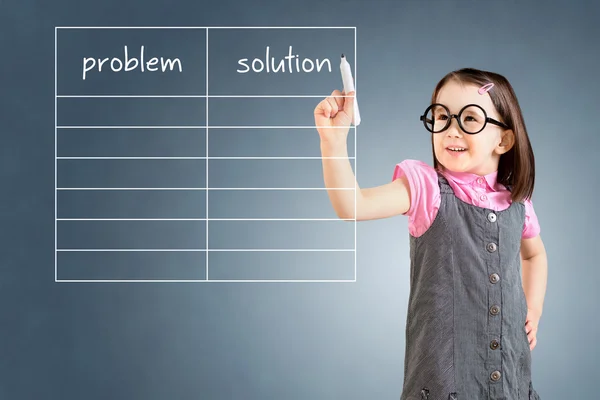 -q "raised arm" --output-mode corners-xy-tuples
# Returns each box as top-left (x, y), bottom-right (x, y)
(315, 90), (411, 221)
